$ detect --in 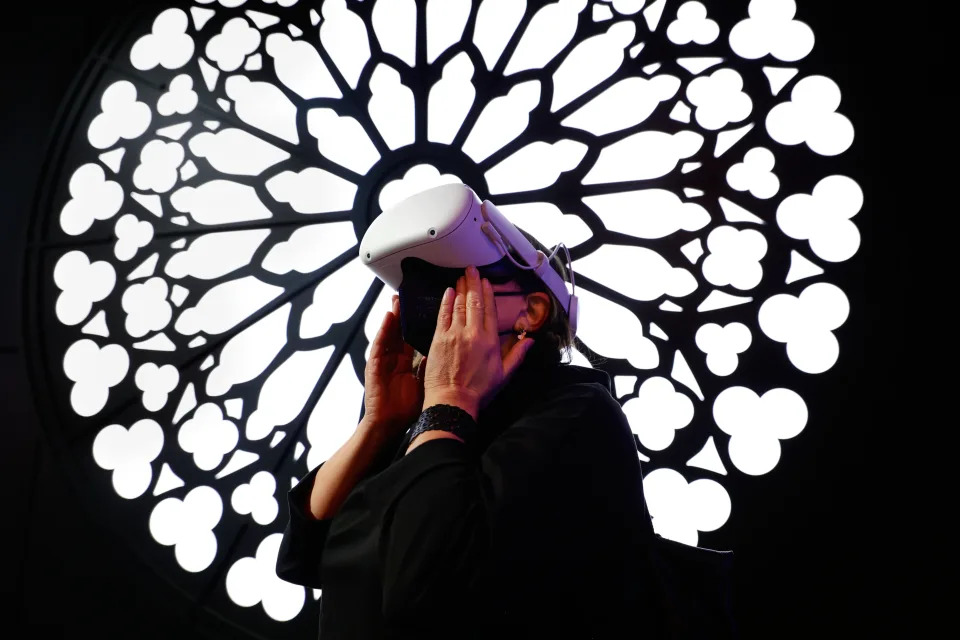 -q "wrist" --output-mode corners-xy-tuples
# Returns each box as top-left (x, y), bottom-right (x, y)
(422, 391), (480, 422)
(355, 417), (399, 450)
